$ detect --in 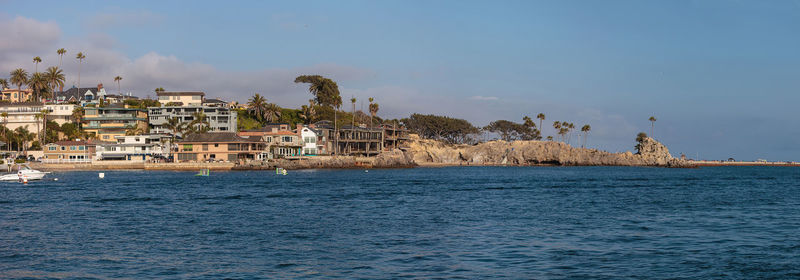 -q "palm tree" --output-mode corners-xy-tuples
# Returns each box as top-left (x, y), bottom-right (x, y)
(552, 121), (561, 142)
(154, 87), (165, 93)
(71, 107), (85, 129)
(0, 78), (8, 90)
(649, 116), (657, 137)
(187, 112), (210, 135)
(537, 113), (545, 135)
(75, 52), (86, 90)
(162, 117), (183, 148)
(45, 66), (65, 94)
(247, 93), (267, 122)
(300, 99), (316, 124)
(263, 103), (282, 123)
(40, 109), (50, 144)
(33, 56), (42, 72)
(1, 112), (8, 144)
(34, 112), (42, 143)
(27, 72), (49, 102)
(14, 126), (32, 155)
(114, 76), (122, 94)
(350, 97), (356, 154)
(566, 122), (575, 144)
(57, 48), (67, 67)
(581, 124), (591, 148)
(368, 97), (379, 128)
(10, 68), (29, 99)
(333, 100), (341, 155)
